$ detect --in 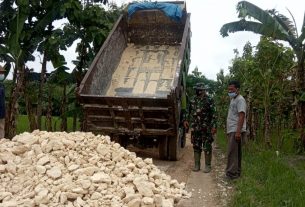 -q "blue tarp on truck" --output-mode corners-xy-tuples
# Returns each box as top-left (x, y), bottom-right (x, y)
(128, 2), (183, 22)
